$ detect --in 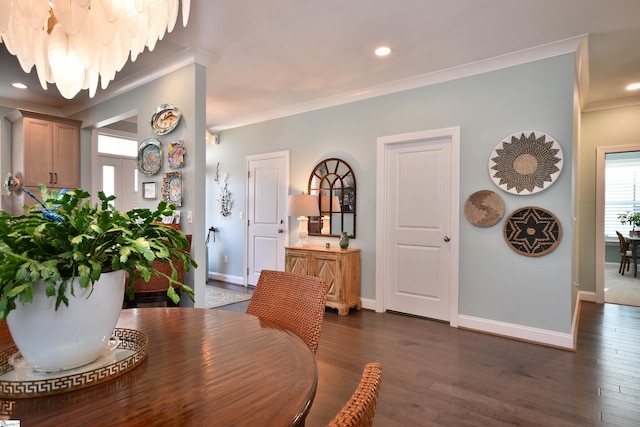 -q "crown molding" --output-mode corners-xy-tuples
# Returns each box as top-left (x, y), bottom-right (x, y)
(210, 35), (586, 131)
(582, 95), (640, 112)
(62, 47), (218, 117)
(0, 97), (64, 118)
